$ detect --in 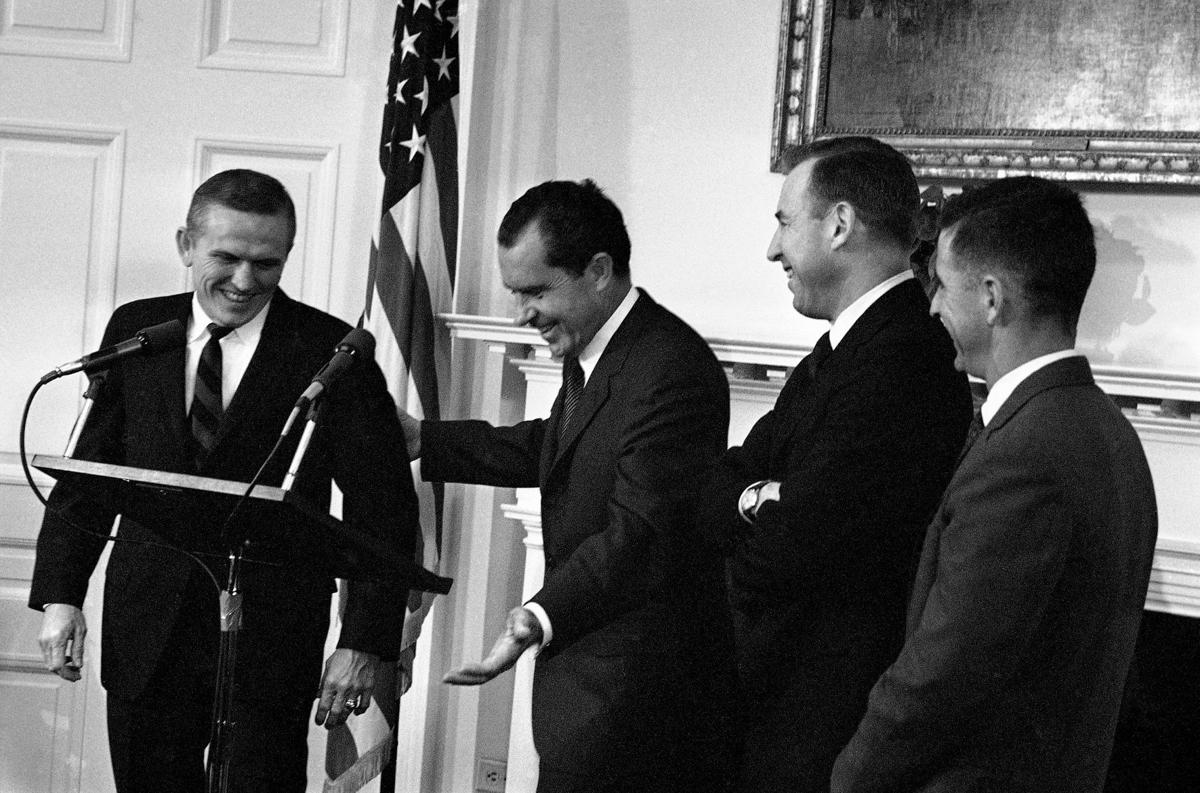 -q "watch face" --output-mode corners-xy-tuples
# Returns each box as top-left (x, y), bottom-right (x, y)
(739, 484), (760, 522)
